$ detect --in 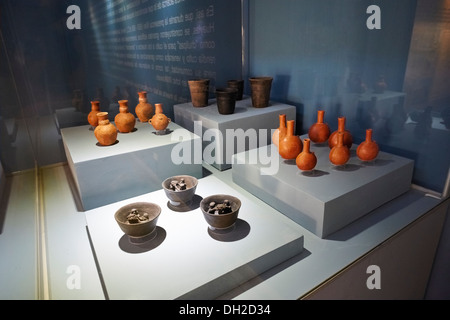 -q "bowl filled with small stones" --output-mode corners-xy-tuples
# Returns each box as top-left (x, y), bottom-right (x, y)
(200, 194), (242, 231)
(114, 202), (161, 241)
(162, 175), (198, 208)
